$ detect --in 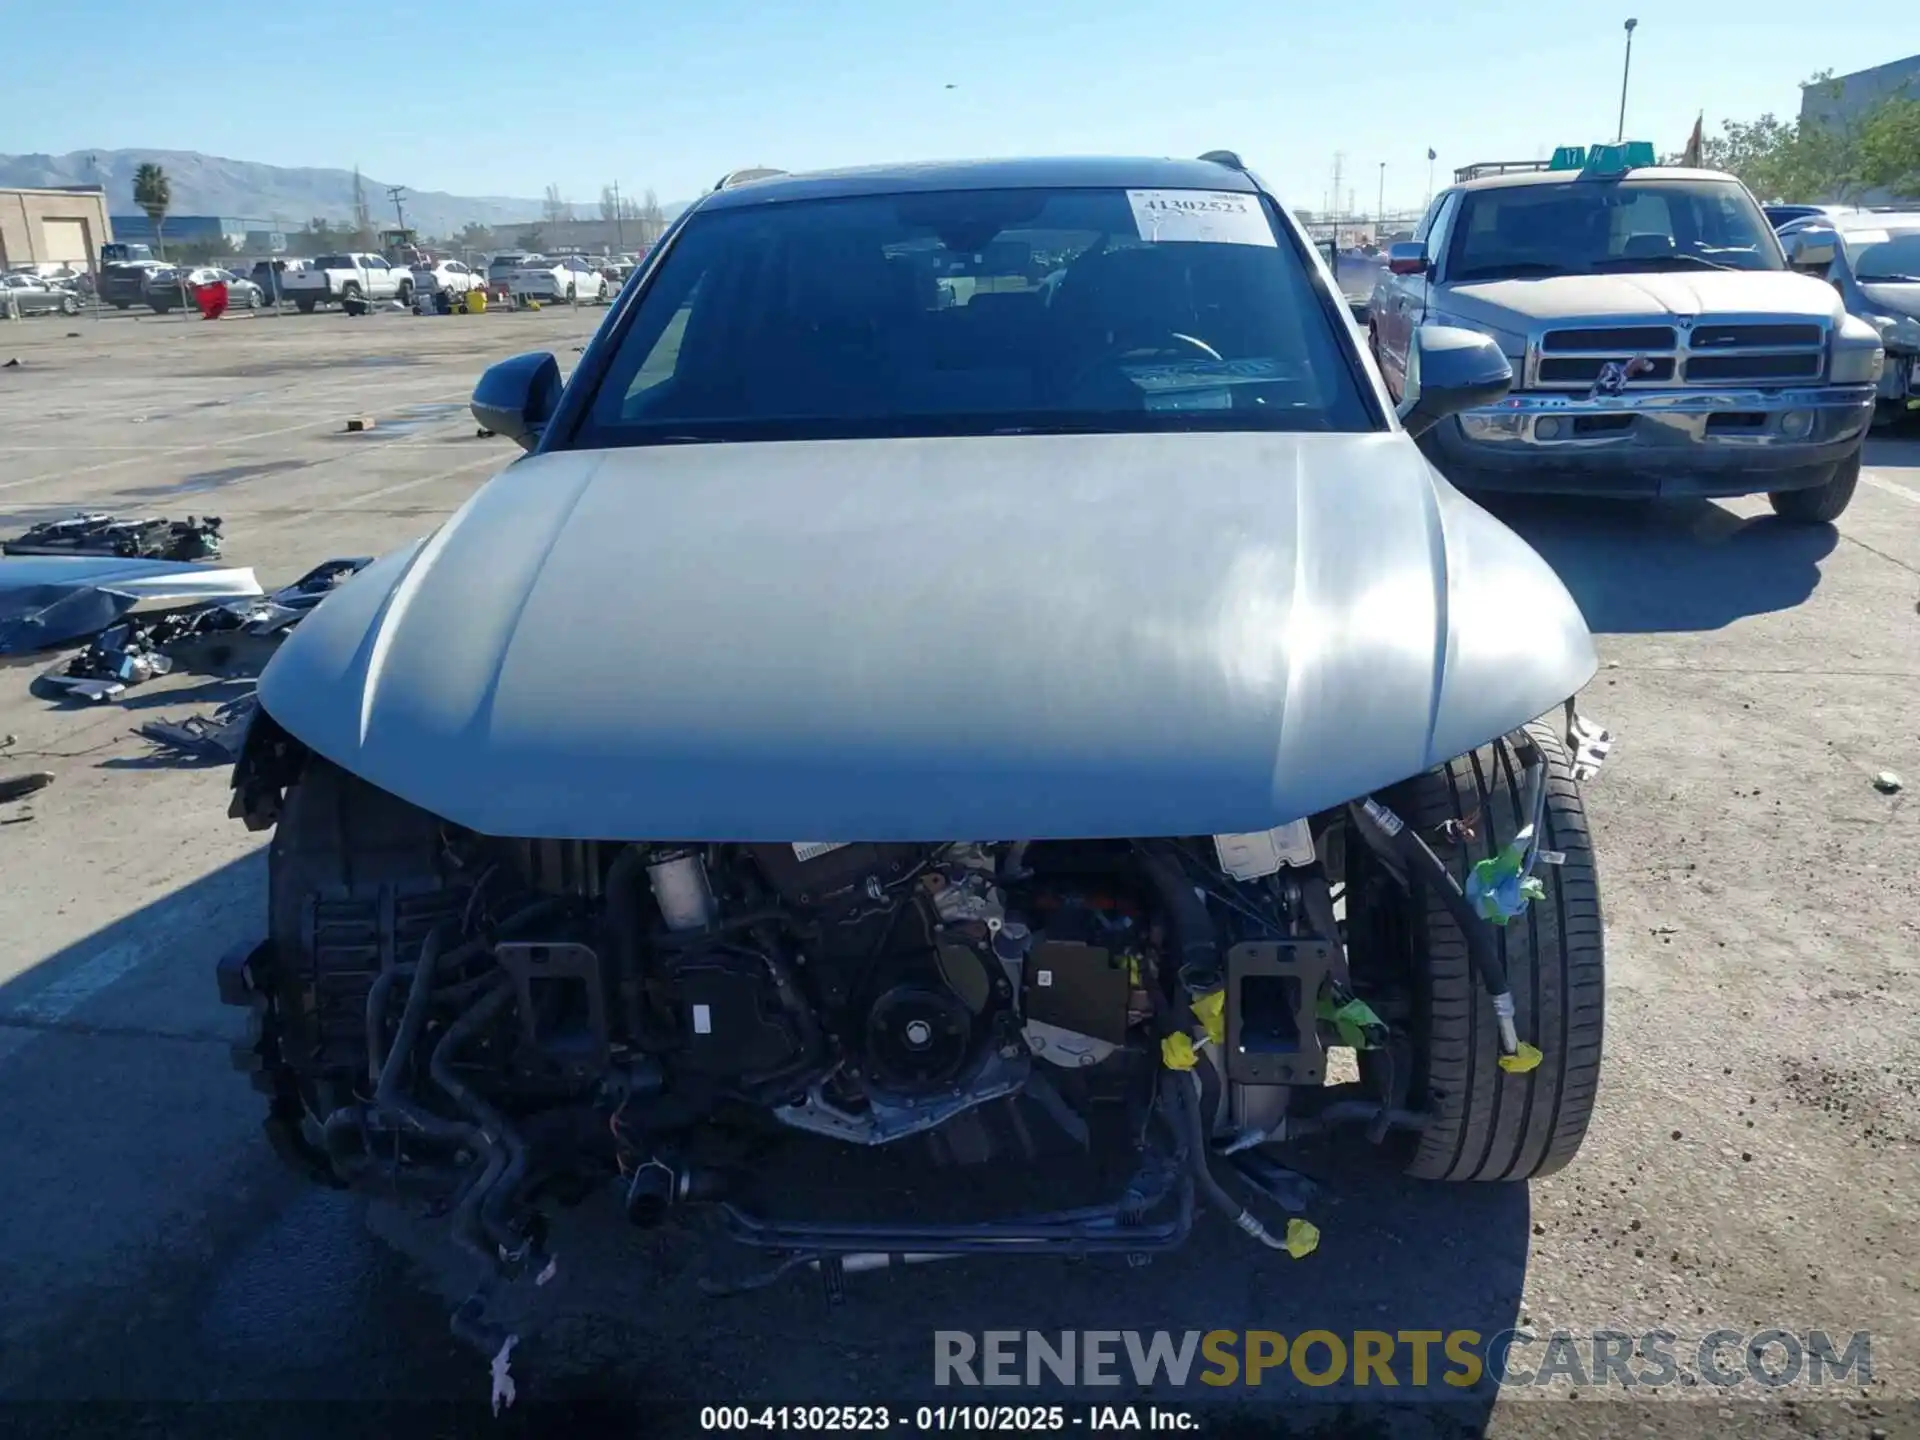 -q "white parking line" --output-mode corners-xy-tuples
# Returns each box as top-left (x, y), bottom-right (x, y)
(0, 939), (153, 1065)
(1862, 473), (1920, 506)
